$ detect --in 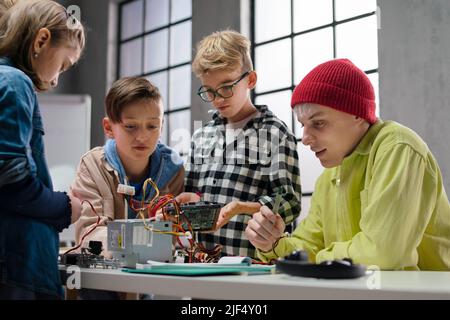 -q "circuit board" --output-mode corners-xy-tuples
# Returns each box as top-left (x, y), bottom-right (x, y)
(163, 201), (222, 232)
